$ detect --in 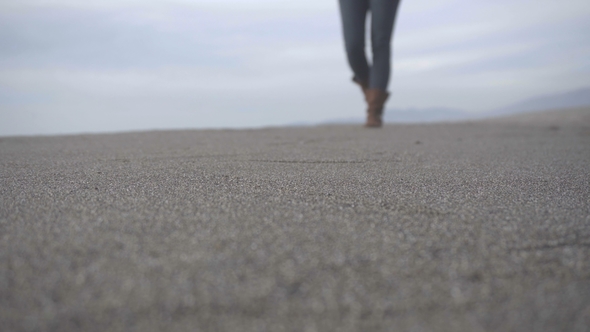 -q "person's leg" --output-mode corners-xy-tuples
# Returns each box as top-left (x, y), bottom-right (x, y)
(369, 0), (401, 90)
(362, 0), (400, 127)
(339, 0), (370, 85)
